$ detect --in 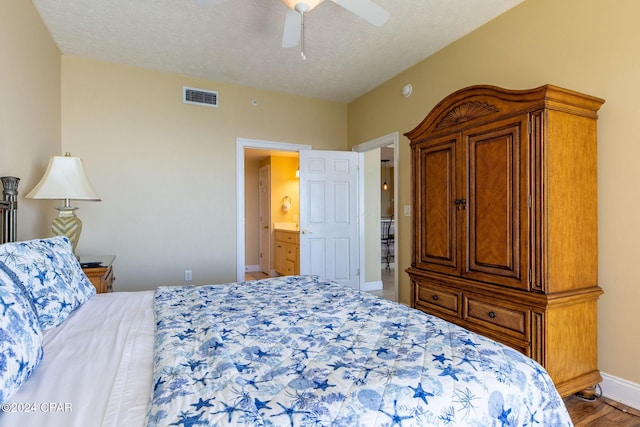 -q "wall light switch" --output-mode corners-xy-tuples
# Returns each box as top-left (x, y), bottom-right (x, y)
(404, 205), (411, 216)
(184, 270), (192, 281)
